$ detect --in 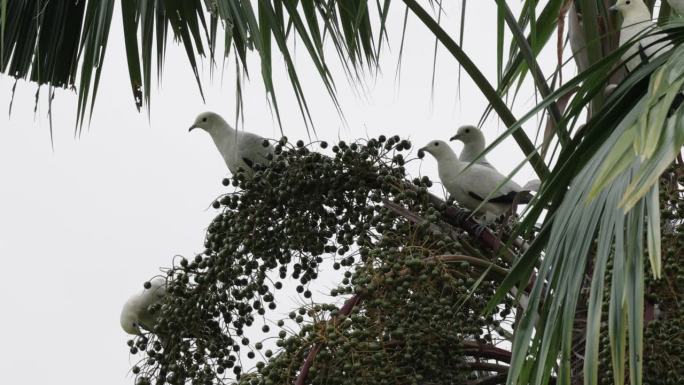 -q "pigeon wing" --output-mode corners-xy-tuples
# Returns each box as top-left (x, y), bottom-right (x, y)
(468, 190), (520, 204)
(461, 165), (524, 204)
(478, 159), (495, 169)
(238, 132), (274, 169)
(242, 157), (254, 169)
